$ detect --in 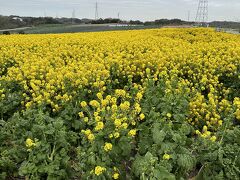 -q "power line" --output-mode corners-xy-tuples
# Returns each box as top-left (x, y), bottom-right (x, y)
(44, 10), (47, 18)
(188, 11), (191, 22)
(72, 9), (75, 24)
(118, 12), (120, 19)
(95, 2), (99, 20)
(195, 0), (208, 26)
